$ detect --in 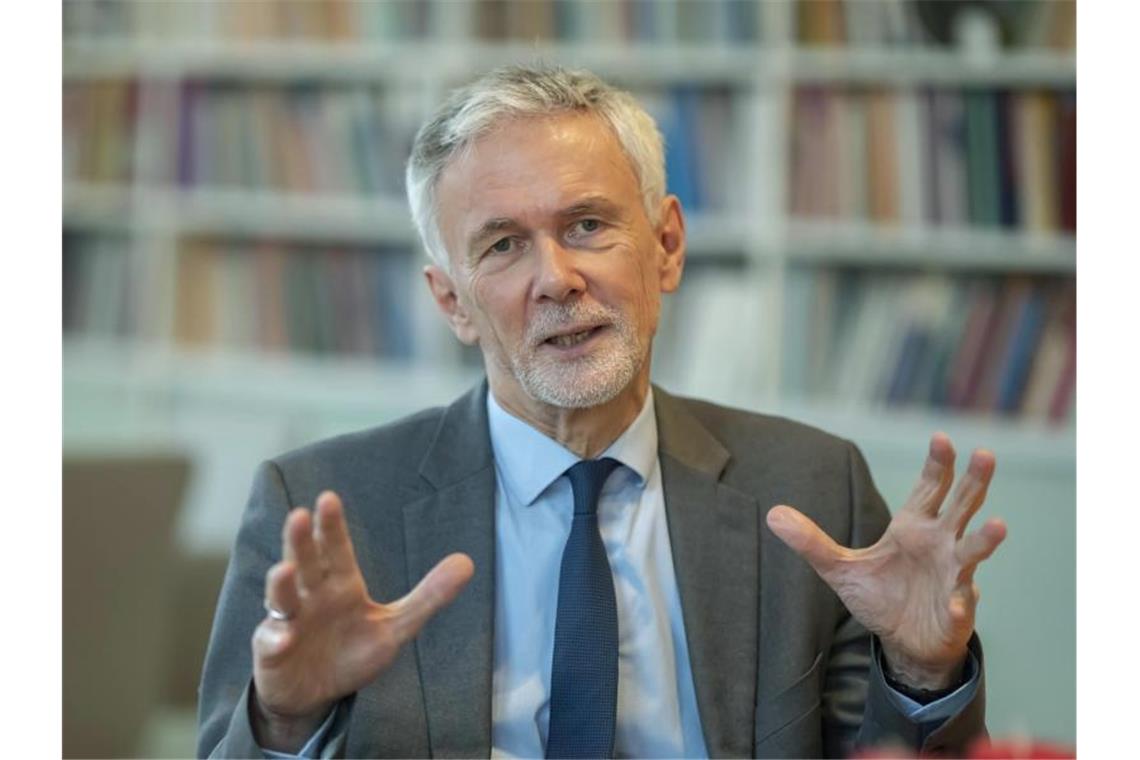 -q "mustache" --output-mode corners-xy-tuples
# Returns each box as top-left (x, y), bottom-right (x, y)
(526, 302), (620, 343)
